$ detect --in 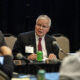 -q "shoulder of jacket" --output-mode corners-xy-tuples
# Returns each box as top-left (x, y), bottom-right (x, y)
(19, 31), (34, 36)
(46, 34), (56, 41)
